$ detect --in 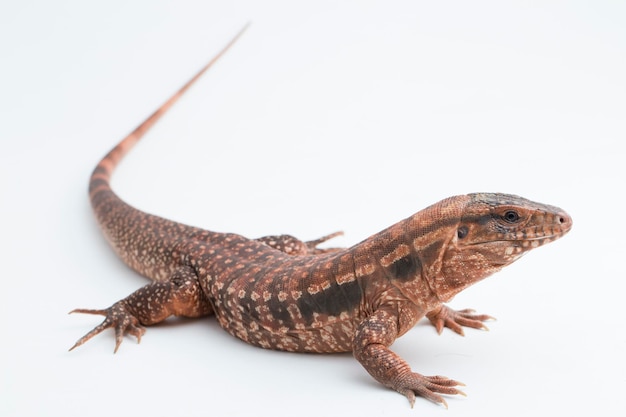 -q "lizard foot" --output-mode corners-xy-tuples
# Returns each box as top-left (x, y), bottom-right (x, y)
(69, 301), (145, 353)
(426, 305), (495, 336)
(394, 373), (466, 409)
(256, 231), (344, 255)
(305, 231), (344, 254)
